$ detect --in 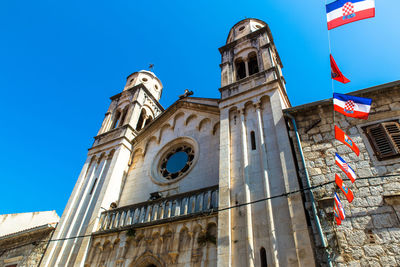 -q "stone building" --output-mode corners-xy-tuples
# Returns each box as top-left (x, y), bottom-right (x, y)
(38, 18), (400, 267)
(285, 82), (400, 266)
(0, 211), (59, 267)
